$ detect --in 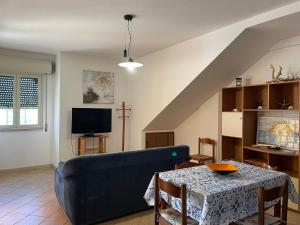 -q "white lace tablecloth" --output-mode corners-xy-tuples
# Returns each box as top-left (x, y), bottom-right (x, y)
(144, 161), (299, 225)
